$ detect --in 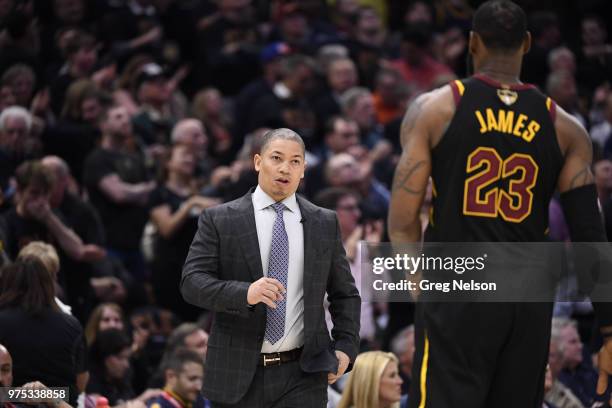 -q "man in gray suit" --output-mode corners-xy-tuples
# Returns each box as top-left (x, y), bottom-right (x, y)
(181, 128), (361, 407)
